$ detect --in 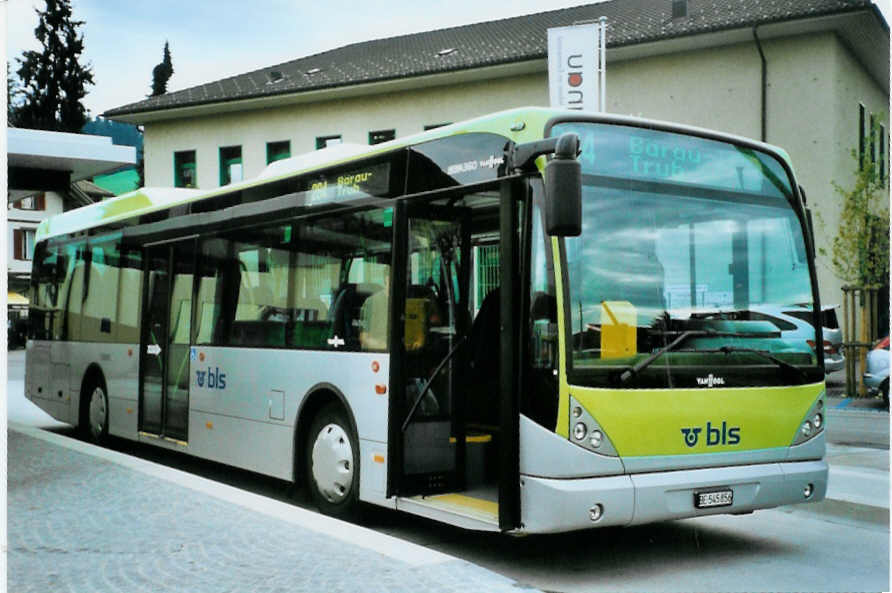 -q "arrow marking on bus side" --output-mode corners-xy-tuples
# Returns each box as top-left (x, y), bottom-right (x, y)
(147, 344), (161, 356)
